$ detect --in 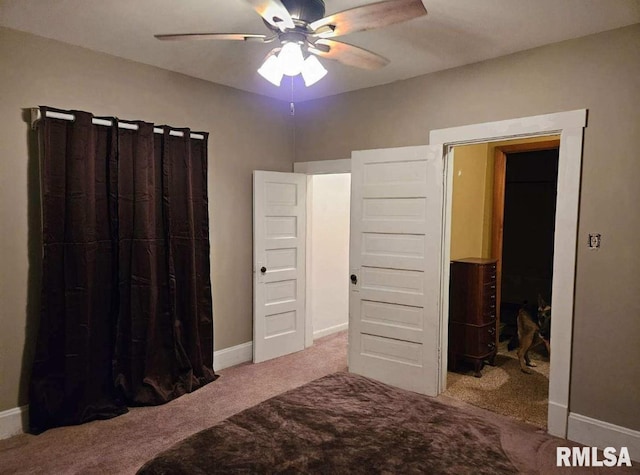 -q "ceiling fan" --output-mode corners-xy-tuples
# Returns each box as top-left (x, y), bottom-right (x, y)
(155, 0), (428, 87)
